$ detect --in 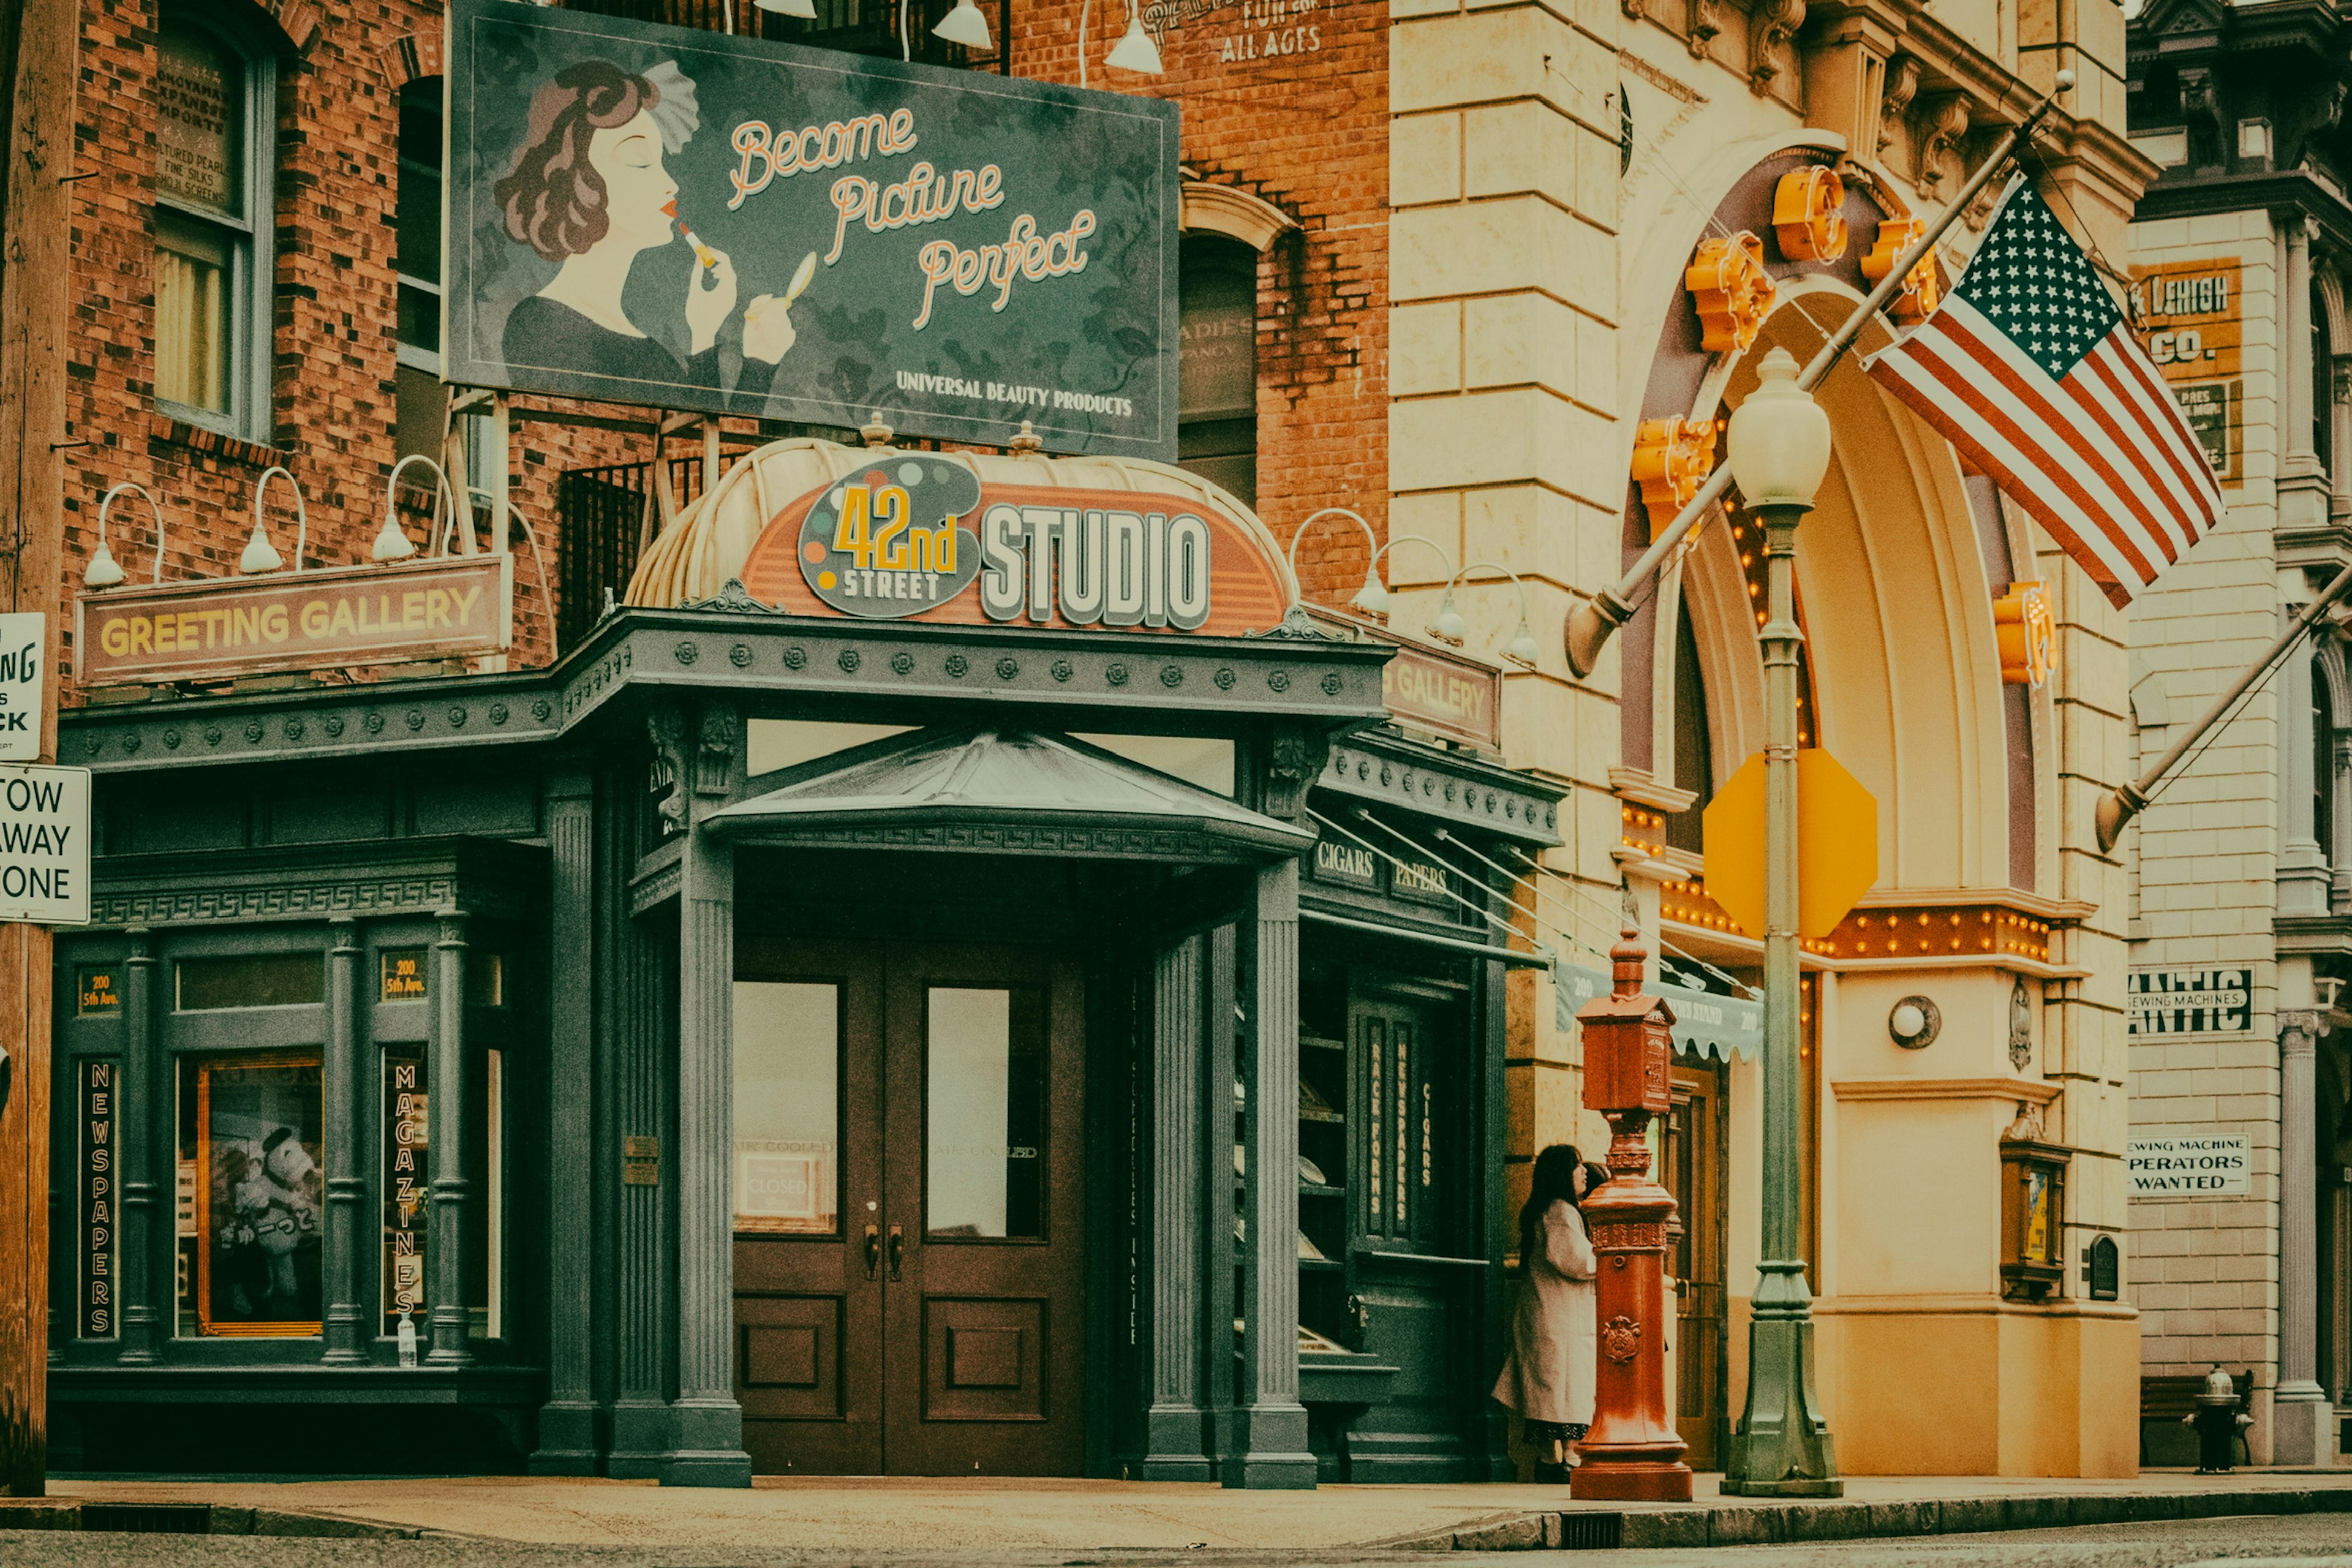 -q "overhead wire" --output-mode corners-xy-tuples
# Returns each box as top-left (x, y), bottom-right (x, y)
(1343, 810), (1608, 968)
(1303, 808), (1556, 959)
